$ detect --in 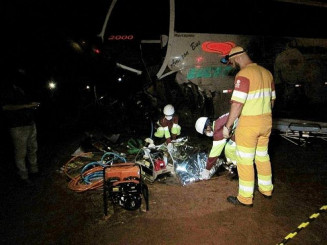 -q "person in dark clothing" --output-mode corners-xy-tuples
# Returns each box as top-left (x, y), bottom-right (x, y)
(1, 74), (40, 185)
